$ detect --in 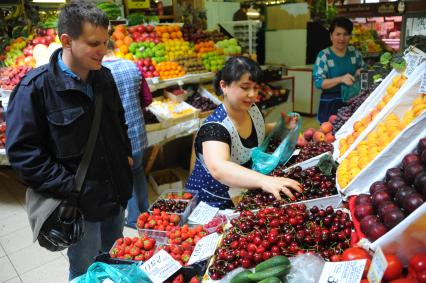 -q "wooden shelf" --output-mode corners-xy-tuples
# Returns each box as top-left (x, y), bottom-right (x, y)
(159, 15), (174, 20)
